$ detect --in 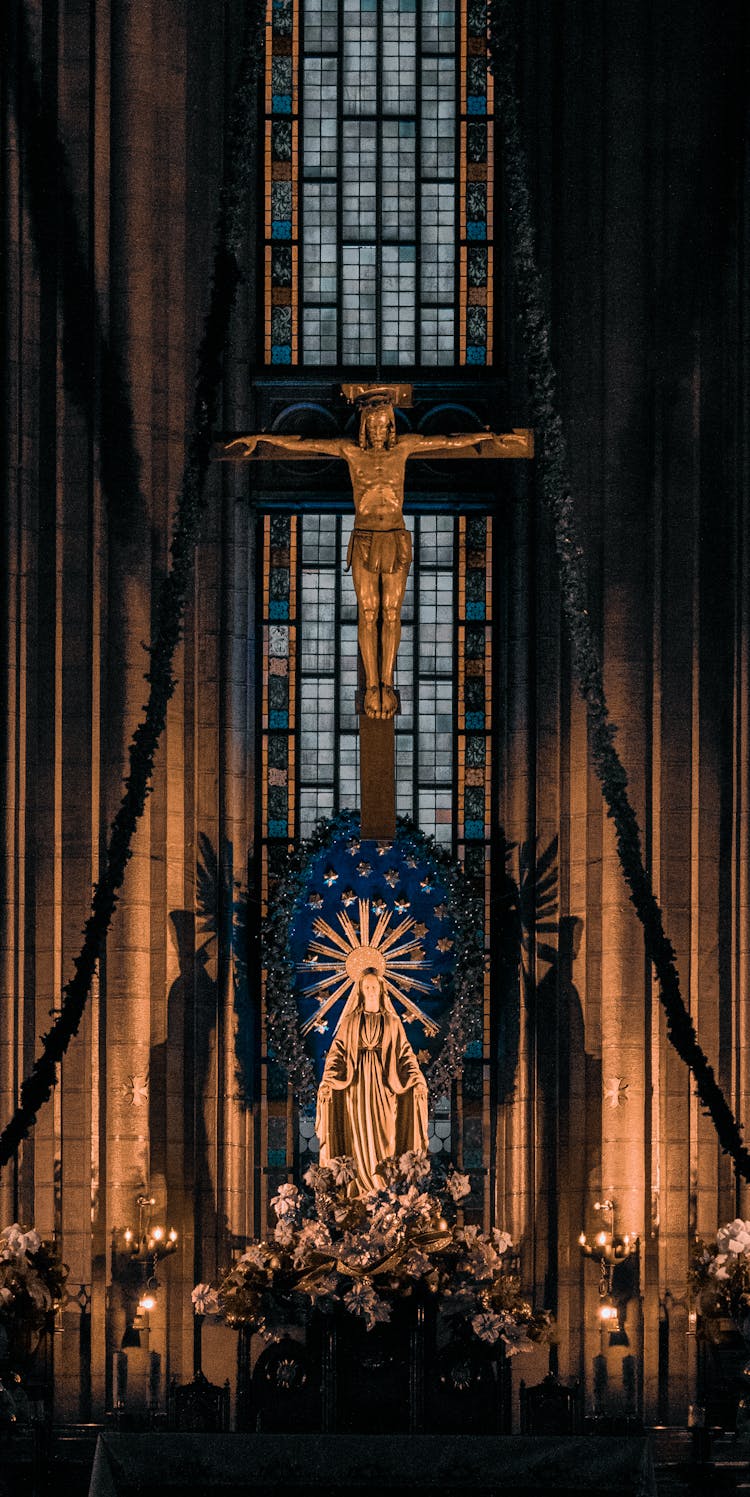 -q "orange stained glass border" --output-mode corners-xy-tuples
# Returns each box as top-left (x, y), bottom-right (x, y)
(264, 0), (300, 365)
(458, 0), (495, 367)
